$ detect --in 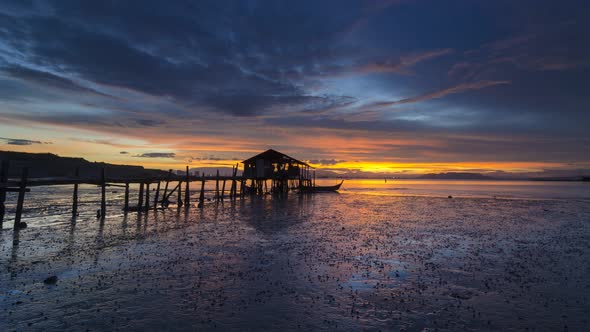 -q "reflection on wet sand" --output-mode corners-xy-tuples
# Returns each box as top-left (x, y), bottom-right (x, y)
(9, 230), (20, 280)
(1, 191), (589, 330)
